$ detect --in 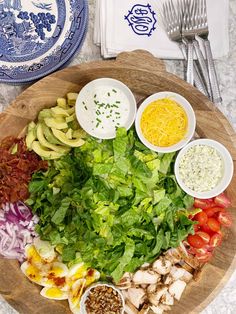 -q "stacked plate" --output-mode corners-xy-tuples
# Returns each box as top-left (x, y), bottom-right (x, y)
(0, 0), (88, 84)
